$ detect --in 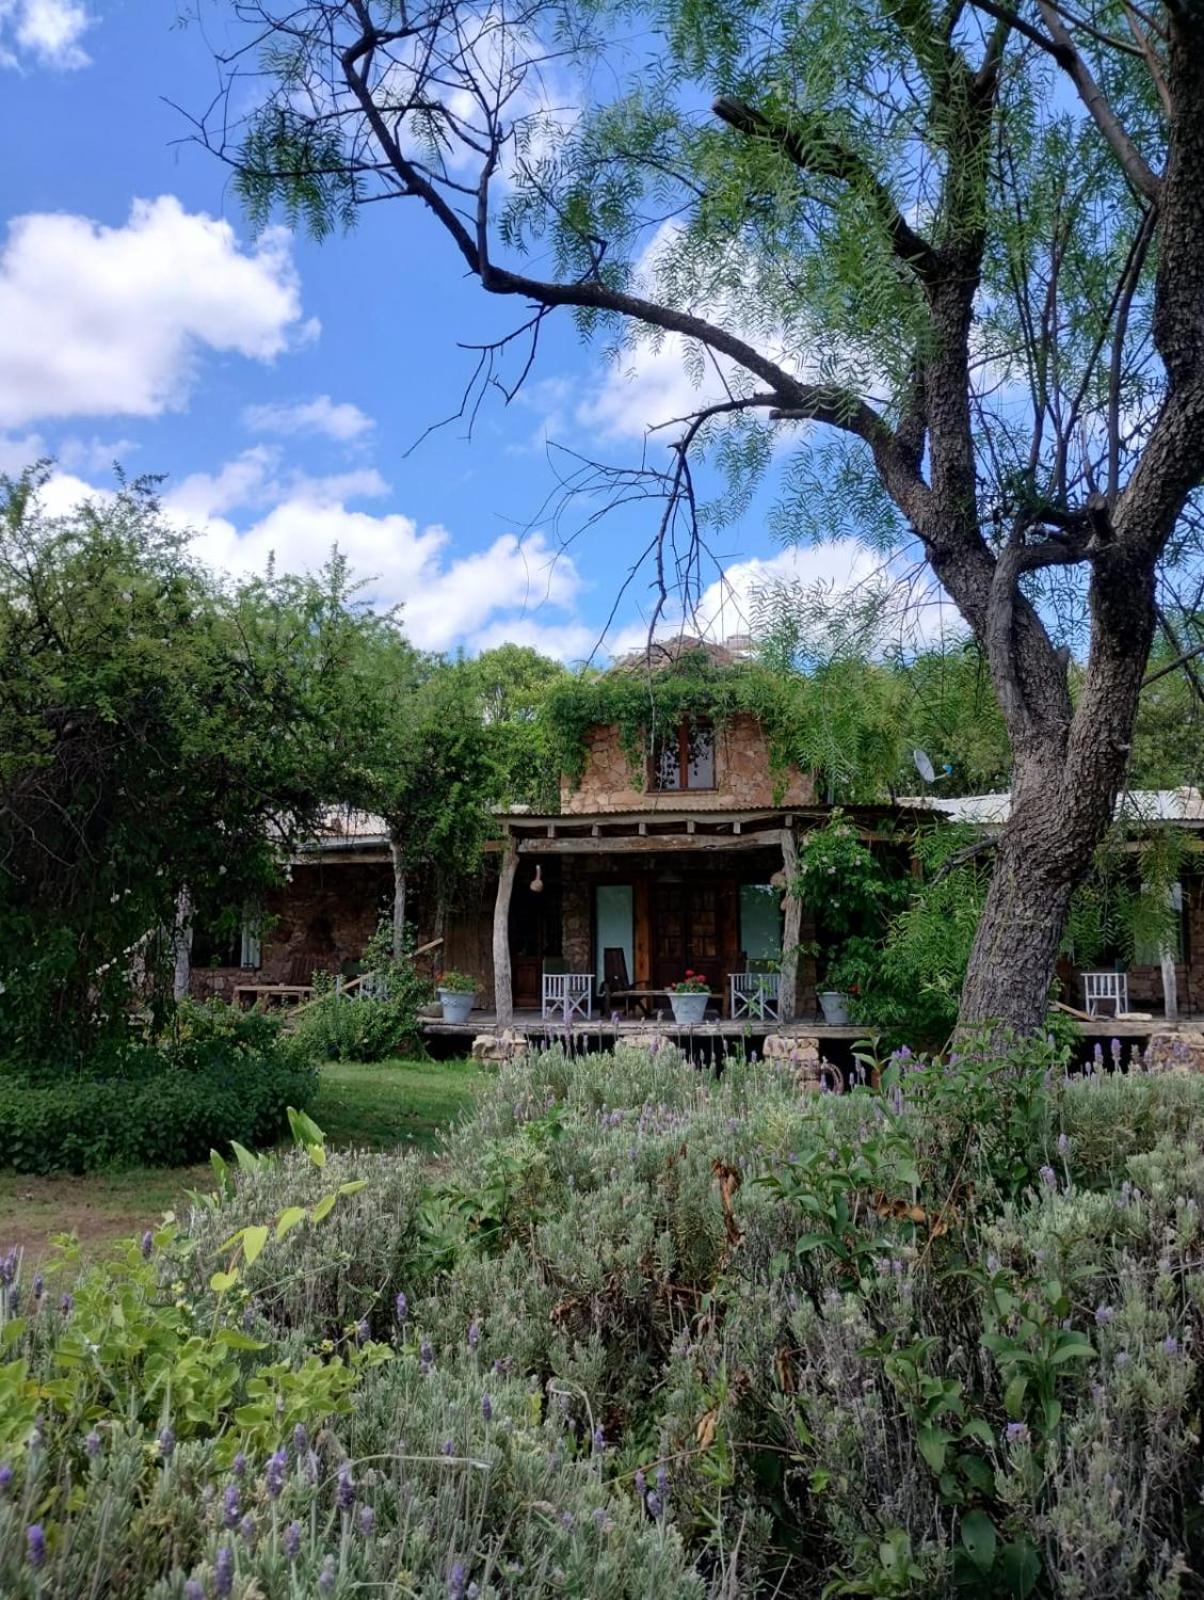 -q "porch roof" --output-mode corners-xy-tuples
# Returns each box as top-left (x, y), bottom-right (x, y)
(500, 801), (928, 853)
